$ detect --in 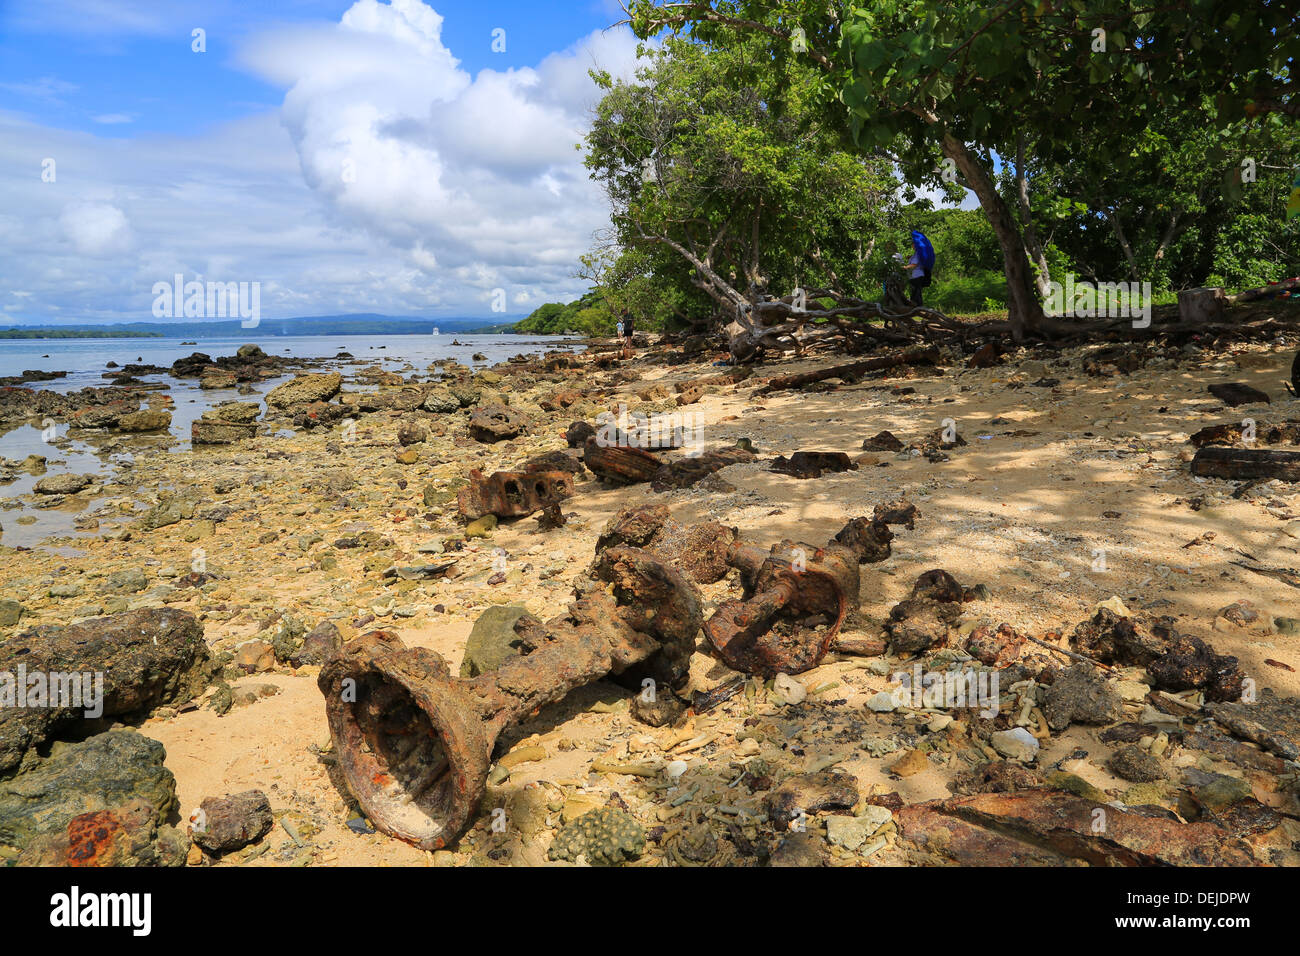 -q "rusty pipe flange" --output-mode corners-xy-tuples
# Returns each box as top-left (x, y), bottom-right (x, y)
(319, 631), (497, 851)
